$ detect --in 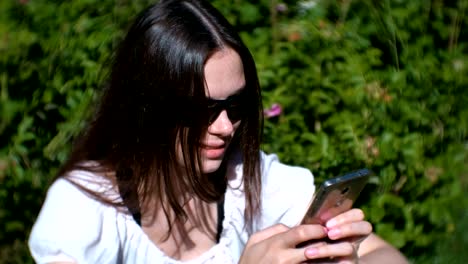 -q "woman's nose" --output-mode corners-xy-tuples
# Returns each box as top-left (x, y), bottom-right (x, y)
(207, 110), (234, 136)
